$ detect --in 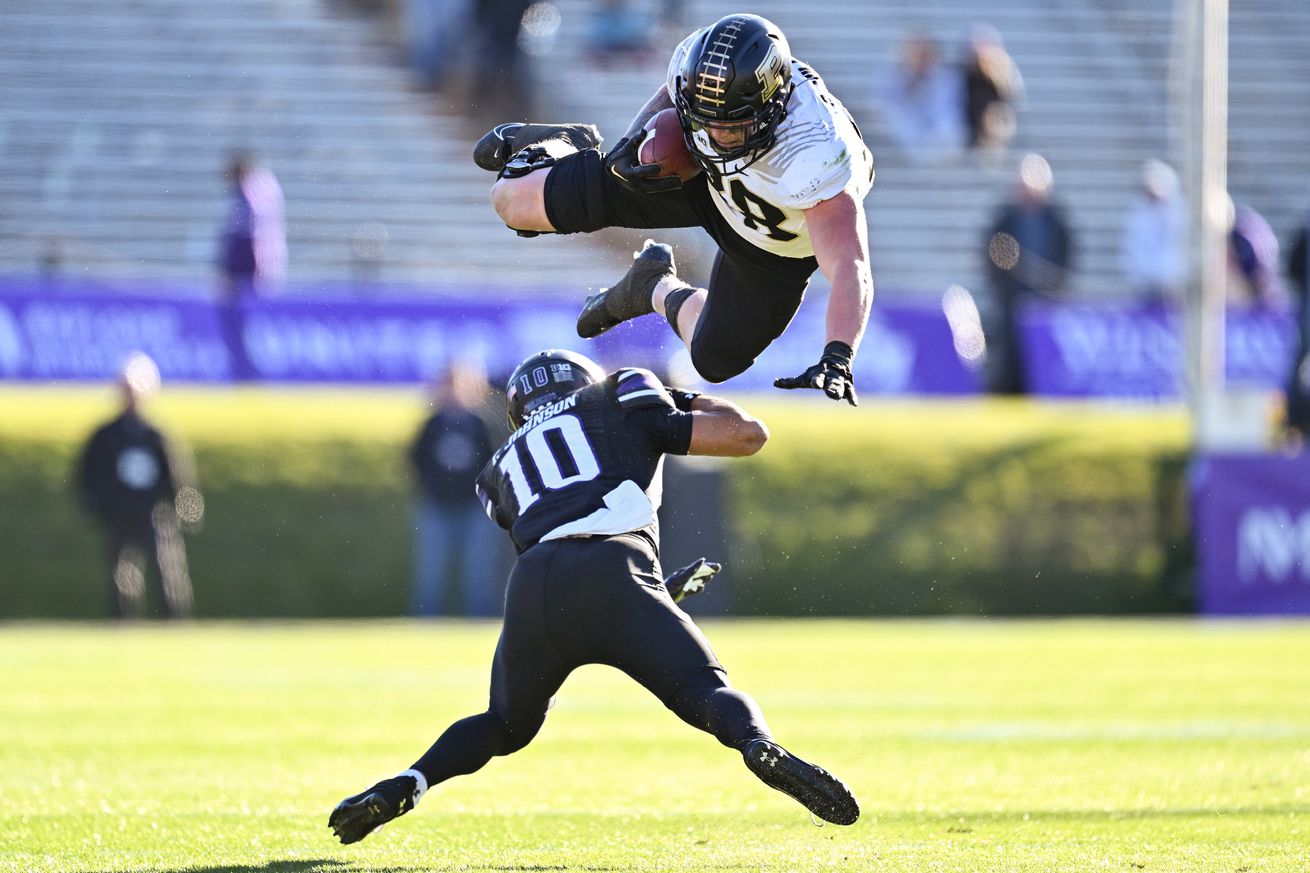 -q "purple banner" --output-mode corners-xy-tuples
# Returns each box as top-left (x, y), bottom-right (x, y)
(0, 288), (234, 382)
(0, 281), (981, 394)
(1193, 454), (1310, 615)
(1020, 303), (1297, 400)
